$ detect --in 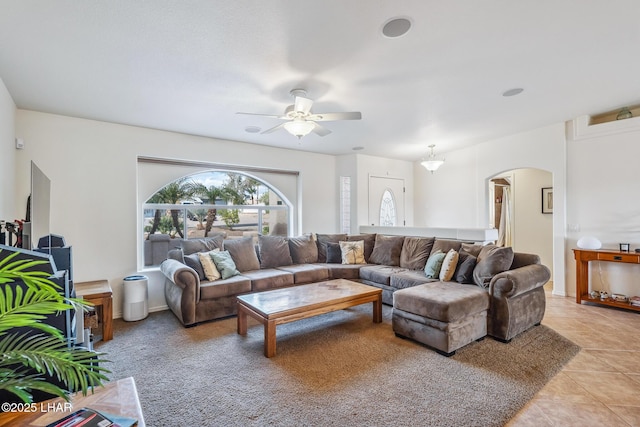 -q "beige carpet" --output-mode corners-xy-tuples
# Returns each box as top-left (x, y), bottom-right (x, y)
(96, 304), (579, 426)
